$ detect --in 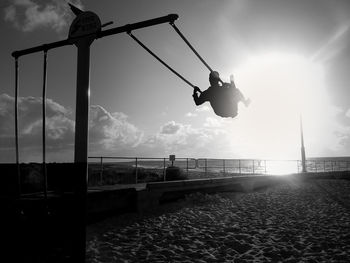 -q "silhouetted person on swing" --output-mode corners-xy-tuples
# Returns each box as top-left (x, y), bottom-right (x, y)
(193, 71), (250, 118)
